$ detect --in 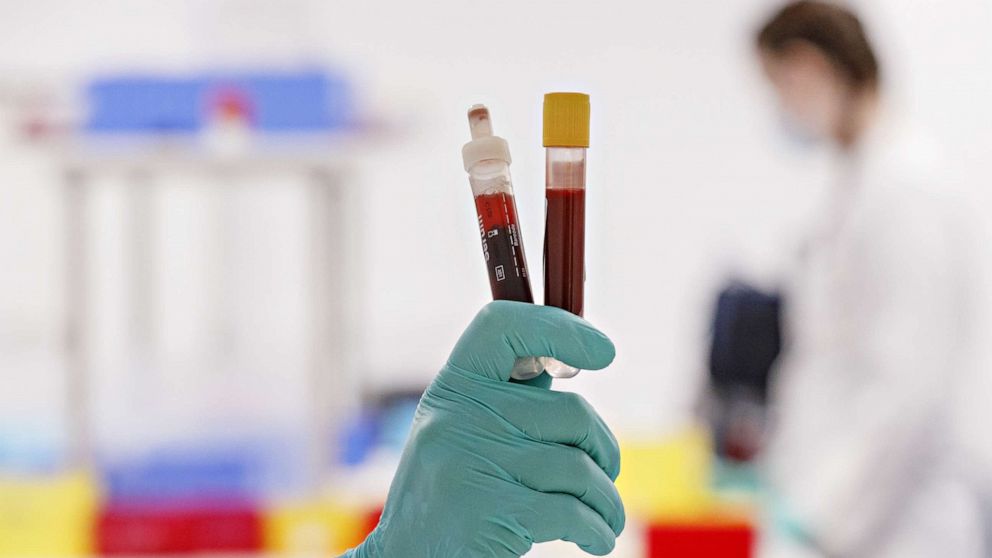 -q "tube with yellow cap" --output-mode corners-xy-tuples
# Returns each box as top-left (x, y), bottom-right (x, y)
(541, 92), (590, 379)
